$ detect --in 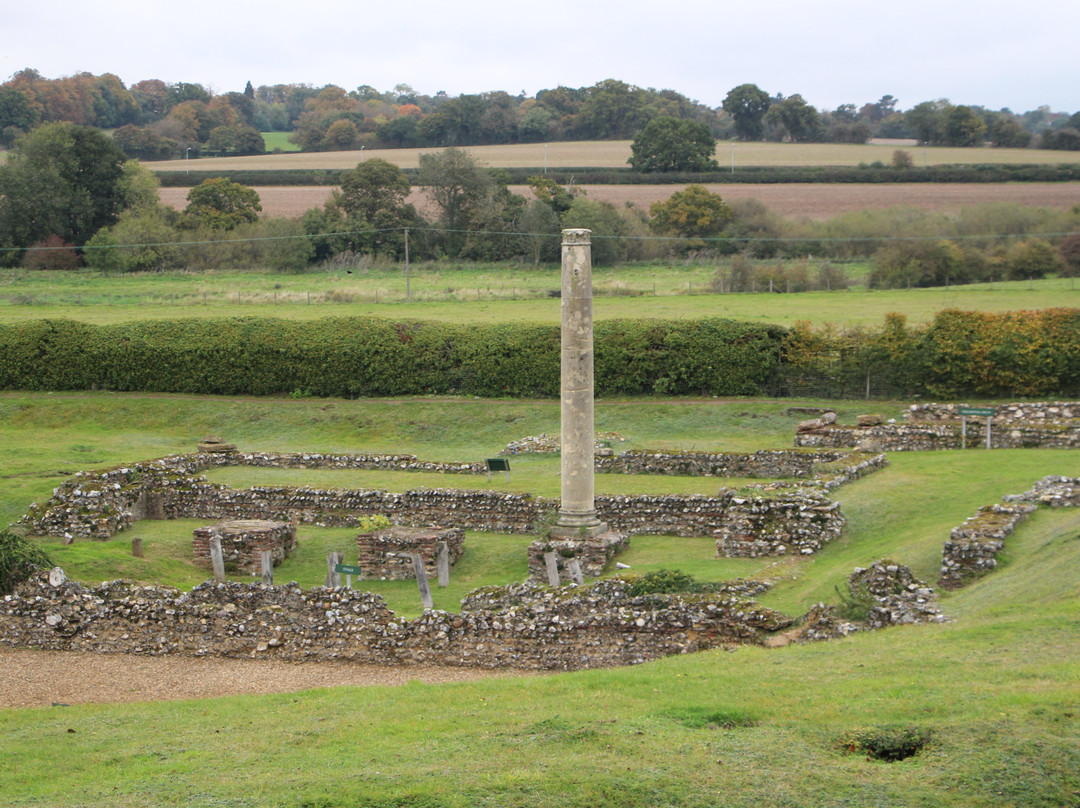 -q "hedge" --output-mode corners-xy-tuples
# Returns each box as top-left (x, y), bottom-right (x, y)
(153, 163), (1080, 189)
(4, 312), (1077, 400)
(0, 317), (783, 399)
